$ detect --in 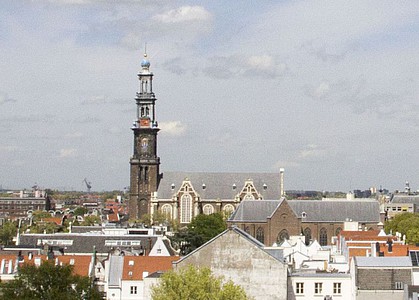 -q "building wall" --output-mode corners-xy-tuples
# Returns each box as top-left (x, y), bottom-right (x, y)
(174, 229), (288, 300)
(268, 200), (301, 245)
(356, 268), (411, 290)
(356, 290), (405, 300)
(288, 275), (352, 300)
